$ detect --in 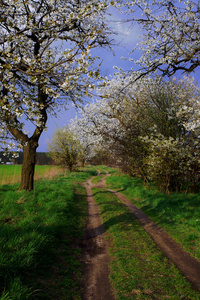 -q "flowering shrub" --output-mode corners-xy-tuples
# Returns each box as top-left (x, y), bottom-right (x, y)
(71, 75), (200, 192)
(141, 134), (200, 193)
